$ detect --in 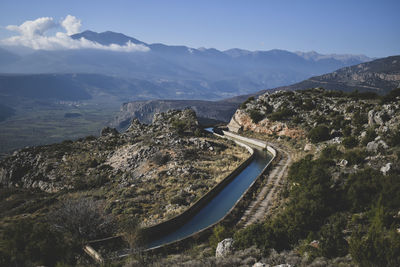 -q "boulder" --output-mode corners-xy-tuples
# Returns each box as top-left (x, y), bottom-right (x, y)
(380, 163), (392, 175)
(215, 238), (234, 258)
(304, 143), (312, 151)
(366, 140), (388, 152)
(253, 263), (266, 267)
(338, 159), (348, 167)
